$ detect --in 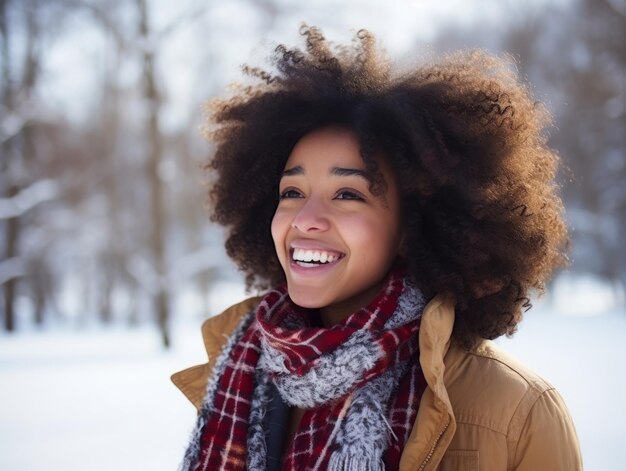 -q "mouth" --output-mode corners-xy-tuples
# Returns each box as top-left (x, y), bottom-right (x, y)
(290, 247), (345, 268)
